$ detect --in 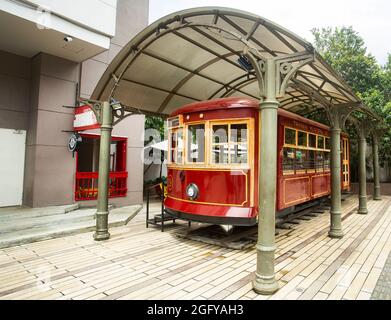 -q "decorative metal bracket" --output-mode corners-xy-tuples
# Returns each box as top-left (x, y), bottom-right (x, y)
(243, 46), (266, 98)
(372, 125), (388, 144)
(274, 51), (315, 98)
(112, 108), (134, 126)
(327, 102), (362, 131)
(243, 47), (314, 99)
(291, 78), (333, 109)
(350, 116), (380, 140)
(77, 98), (133, 126)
